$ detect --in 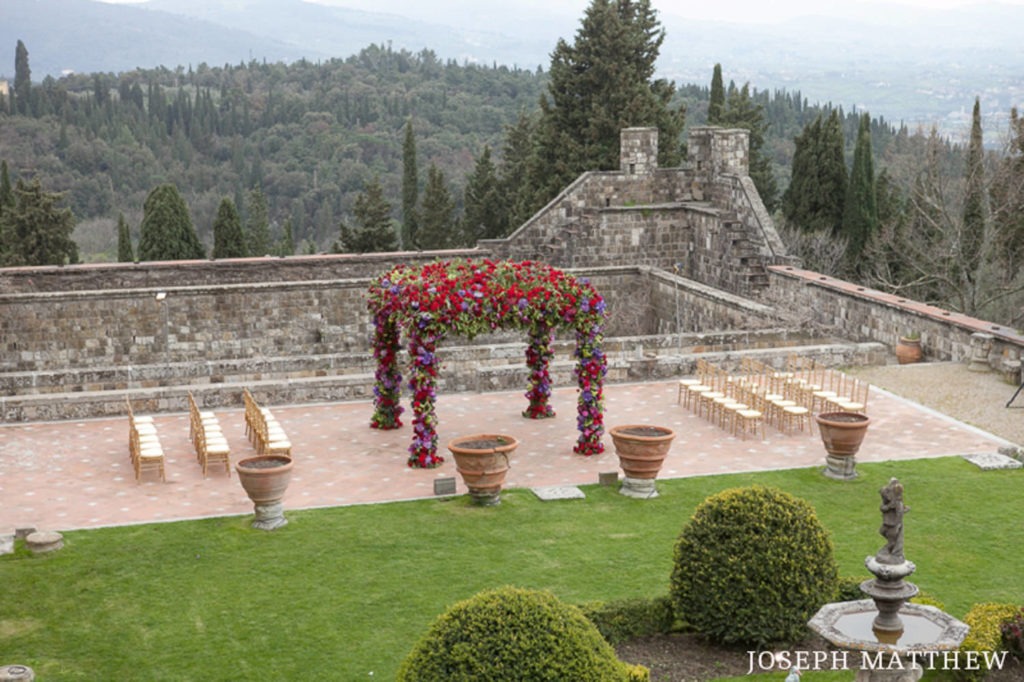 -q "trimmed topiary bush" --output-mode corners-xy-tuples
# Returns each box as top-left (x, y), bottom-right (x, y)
(579, 595), (675, 644)
(670, 484), (838, 646)
(397, 586), (650, 681)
